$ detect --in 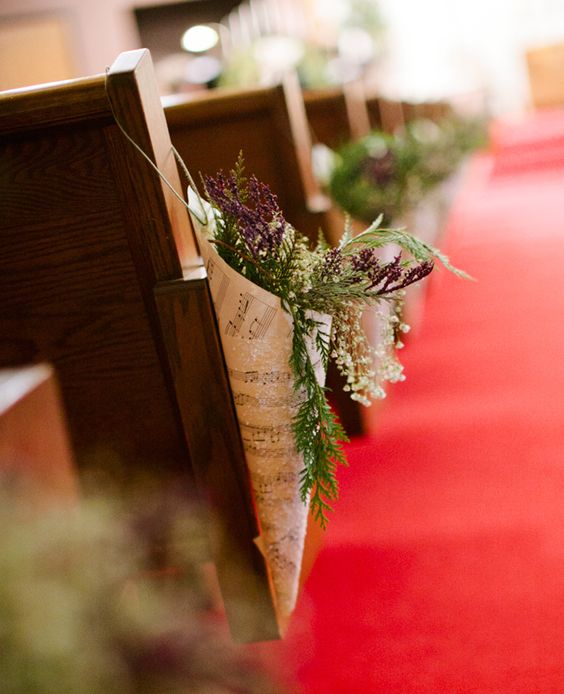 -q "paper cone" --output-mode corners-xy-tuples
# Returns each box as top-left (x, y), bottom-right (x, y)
(188, 193), (330, 626)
